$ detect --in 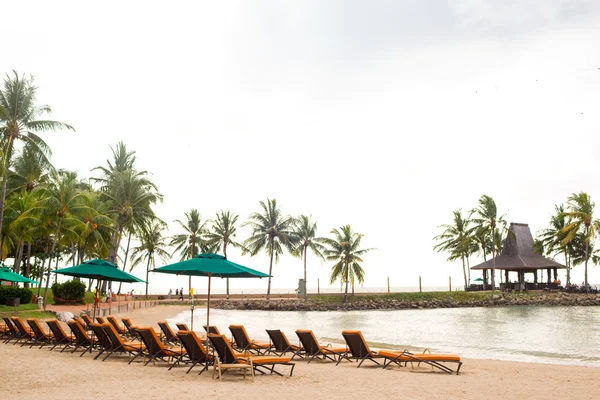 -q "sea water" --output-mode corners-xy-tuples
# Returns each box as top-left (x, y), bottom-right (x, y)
(168, 305), (600, 367)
